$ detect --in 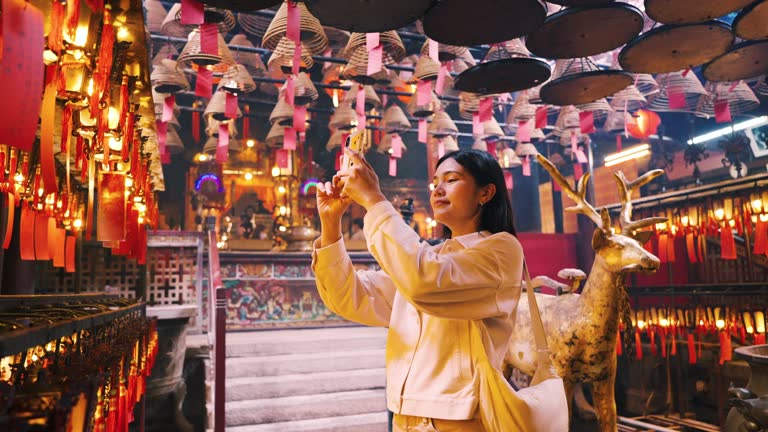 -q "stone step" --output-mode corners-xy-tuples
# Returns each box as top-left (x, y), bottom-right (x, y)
(225, 412), (389, 432)
(225, 327), (387, 358)
(225, 389), (387, 427)
(226, 348), (386, 378)
(227, 368), (385, 401)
